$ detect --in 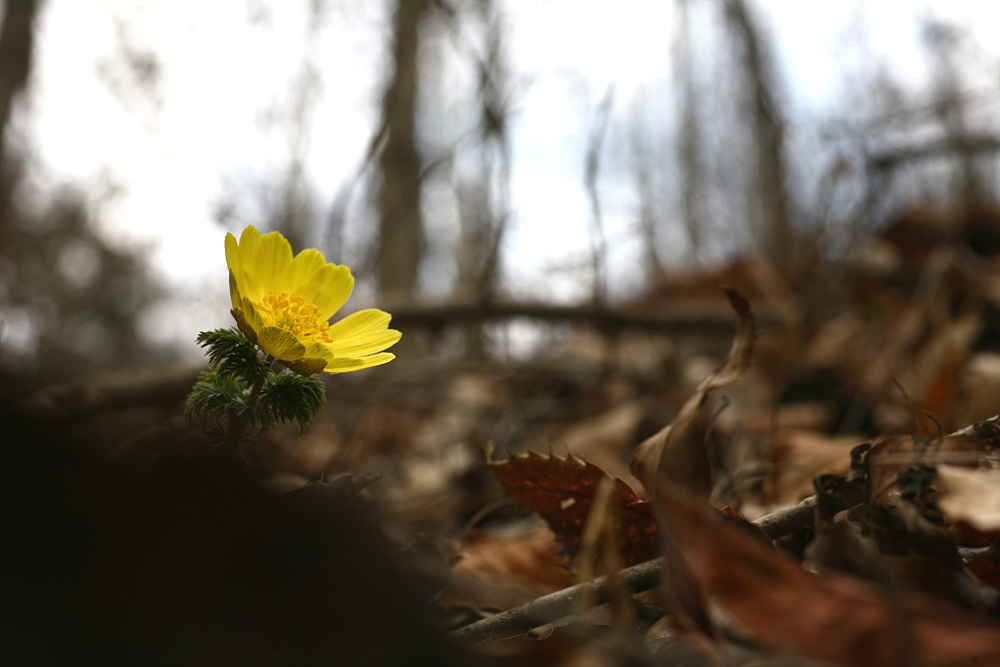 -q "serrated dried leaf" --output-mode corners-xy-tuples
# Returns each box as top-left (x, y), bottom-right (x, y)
(550, 400), (647, 489)
(488, 450), (658, 568)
